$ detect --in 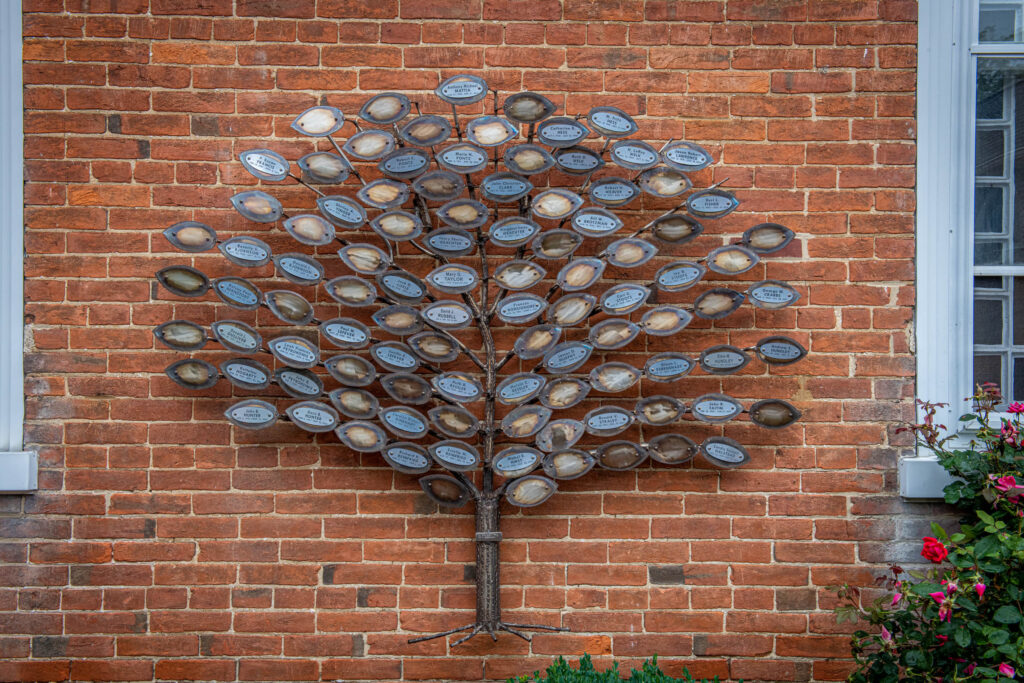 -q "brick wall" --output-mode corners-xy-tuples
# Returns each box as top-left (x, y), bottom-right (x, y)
(5, 1), (925, 681)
